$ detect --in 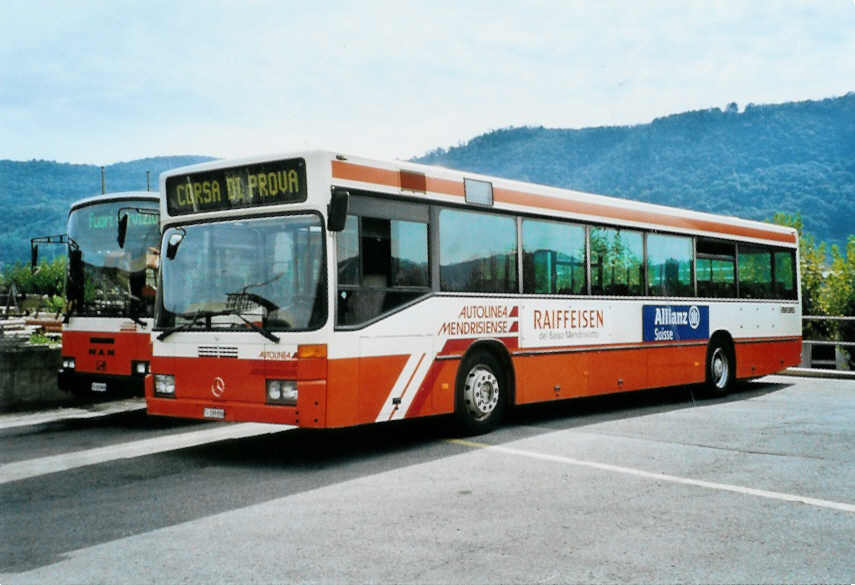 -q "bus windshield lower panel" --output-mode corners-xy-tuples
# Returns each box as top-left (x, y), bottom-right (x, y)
(157, 215), (326, 331)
